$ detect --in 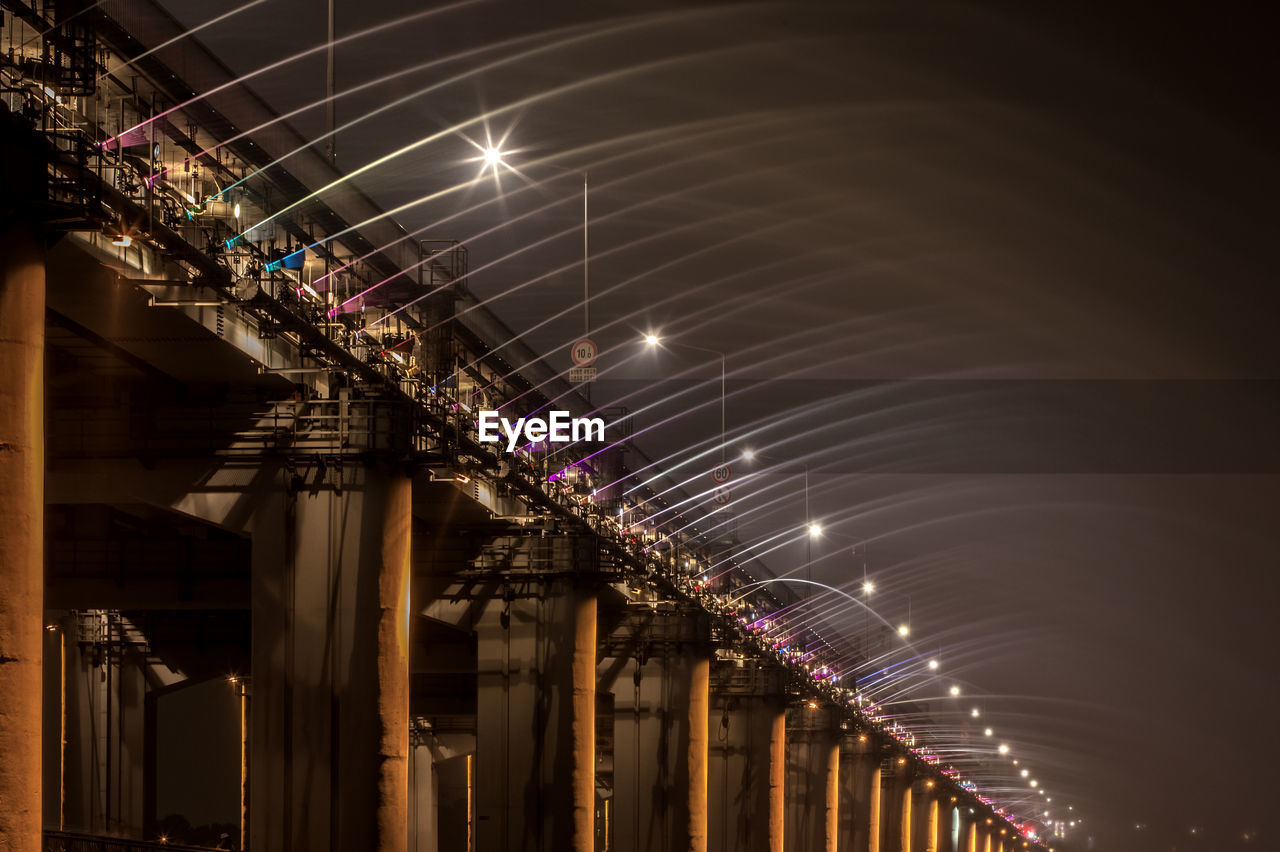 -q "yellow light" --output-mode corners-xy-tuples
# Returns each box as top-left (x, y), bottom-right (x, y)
(644, 334), (660, 346)
(950, 685), (960, 696)
(483, 146), (502, 166)
(808, 523), (822, 538)
(807, 700), (818, 710)
(984, 728), (993, 736)
(928, 659), (939, 670)
(897, 624), (910, 637)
